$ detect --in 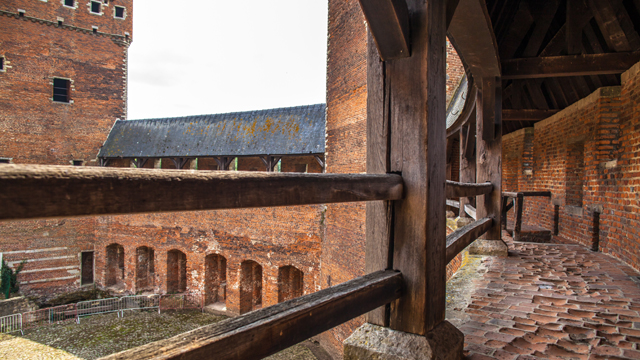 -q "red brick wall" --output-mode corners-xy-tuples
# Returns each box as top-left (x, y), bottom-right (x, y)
(502, 67), (640, 271)
(0, 1), (130, 301)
